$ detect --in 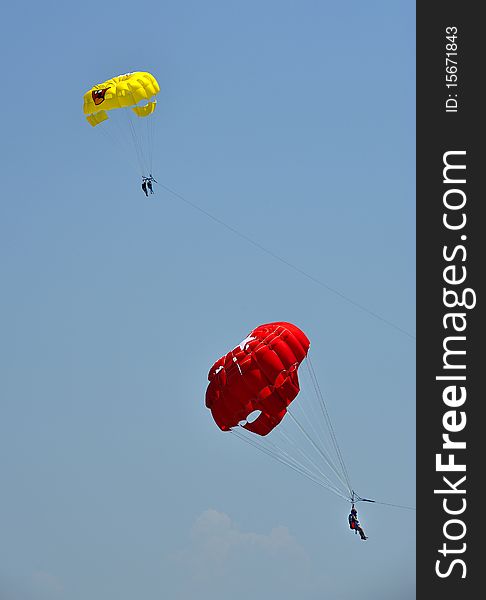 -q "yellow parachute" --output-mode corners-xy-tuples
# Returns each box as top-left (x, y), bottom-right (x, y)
(83, 72), (160, 127)
(83, 71), (160, 182)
